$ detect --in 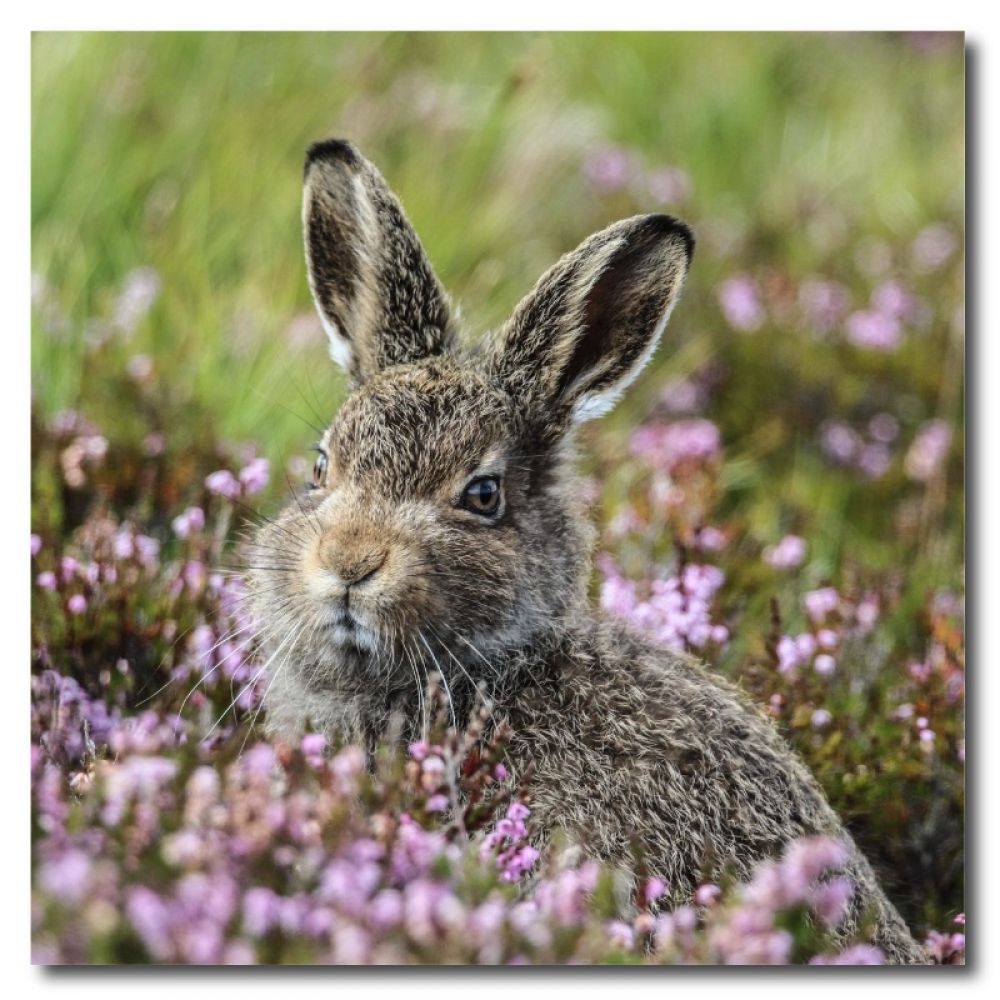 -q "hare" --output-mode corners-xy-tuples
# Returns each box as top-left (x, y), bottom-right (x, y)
(248, 139), (927, 964)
